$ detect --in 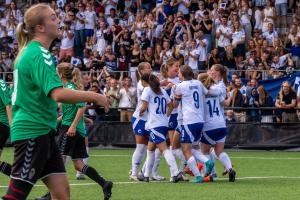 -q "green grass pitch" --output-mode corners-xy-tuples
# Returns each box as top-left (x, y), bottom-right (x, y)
(1, 148), (300, 200)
